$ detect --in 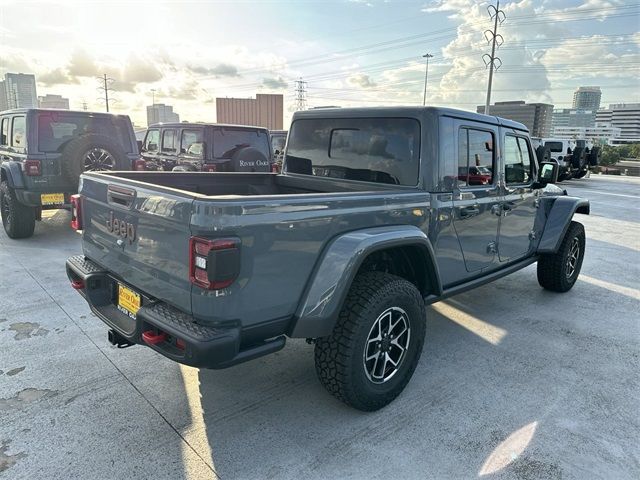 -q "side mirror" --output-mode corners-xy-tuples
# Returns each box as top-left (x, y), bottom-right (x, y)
(534, 162), (558, 188)
(137, 140), (143, 153)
